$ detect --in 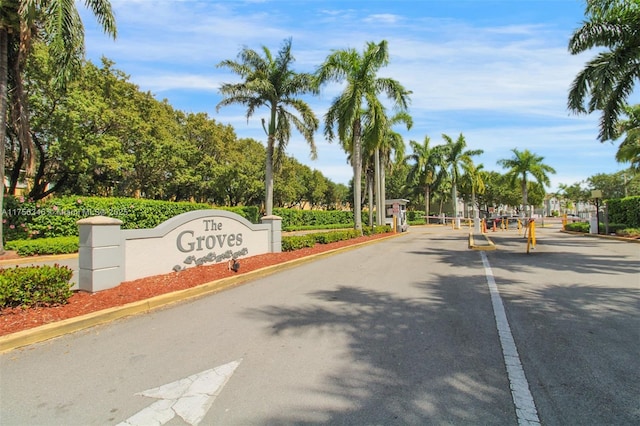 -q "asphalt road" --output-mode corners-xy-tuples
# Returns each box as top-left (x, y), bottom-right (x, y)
(0, 226), (638, 425)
